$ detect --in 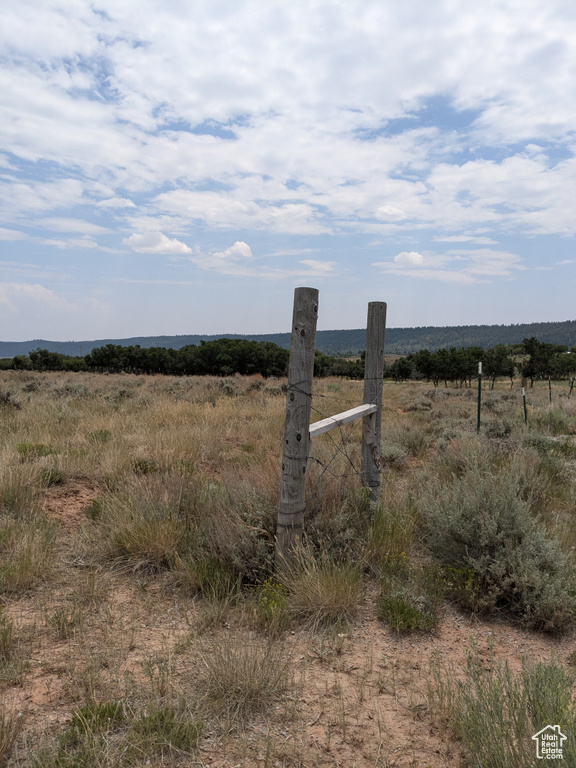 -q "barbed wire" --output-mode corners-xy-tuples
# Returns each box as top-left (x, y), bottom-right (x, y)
(305, 400), (365, 506)
(287, 377), (380, 506)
